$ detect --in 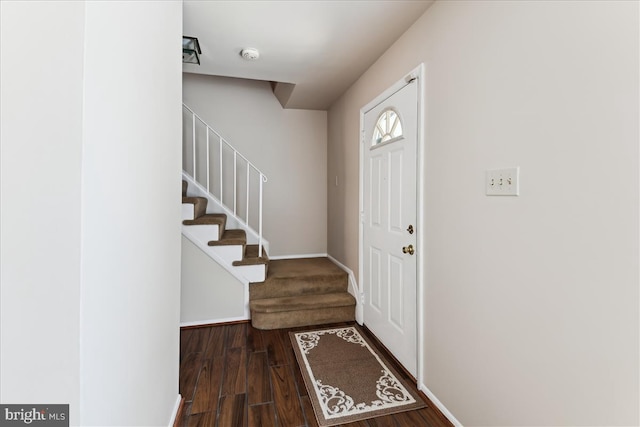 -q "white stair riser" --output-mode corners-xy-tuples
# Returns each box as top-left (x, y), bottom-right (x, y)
(182, 204), (195, 221)
(205, 245), (244, 263)
(182, 224), (221, 242)
(235, 264), (266, 283)
(182, 226), (242, 262)
(182, 203), (260, 245)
